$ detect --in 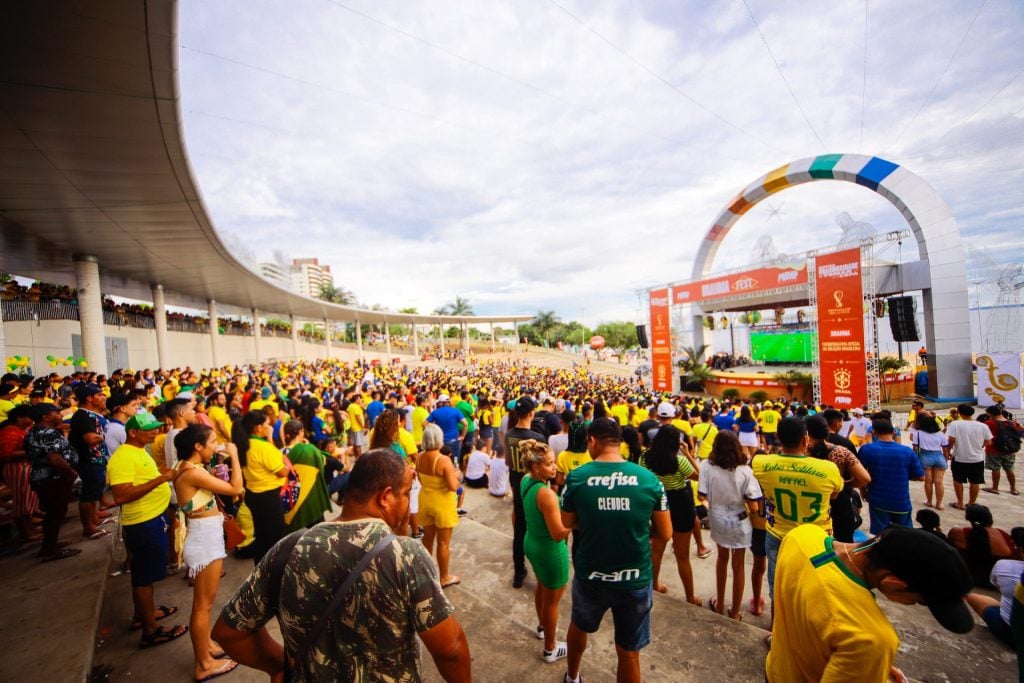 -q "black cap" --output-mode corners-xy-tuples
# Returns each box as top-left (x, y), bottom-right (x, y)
(30, 403), (62, 421)
(74, 383), (103, 402)
(514, 396), (536, 416)
(871, 527), (974, 633)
